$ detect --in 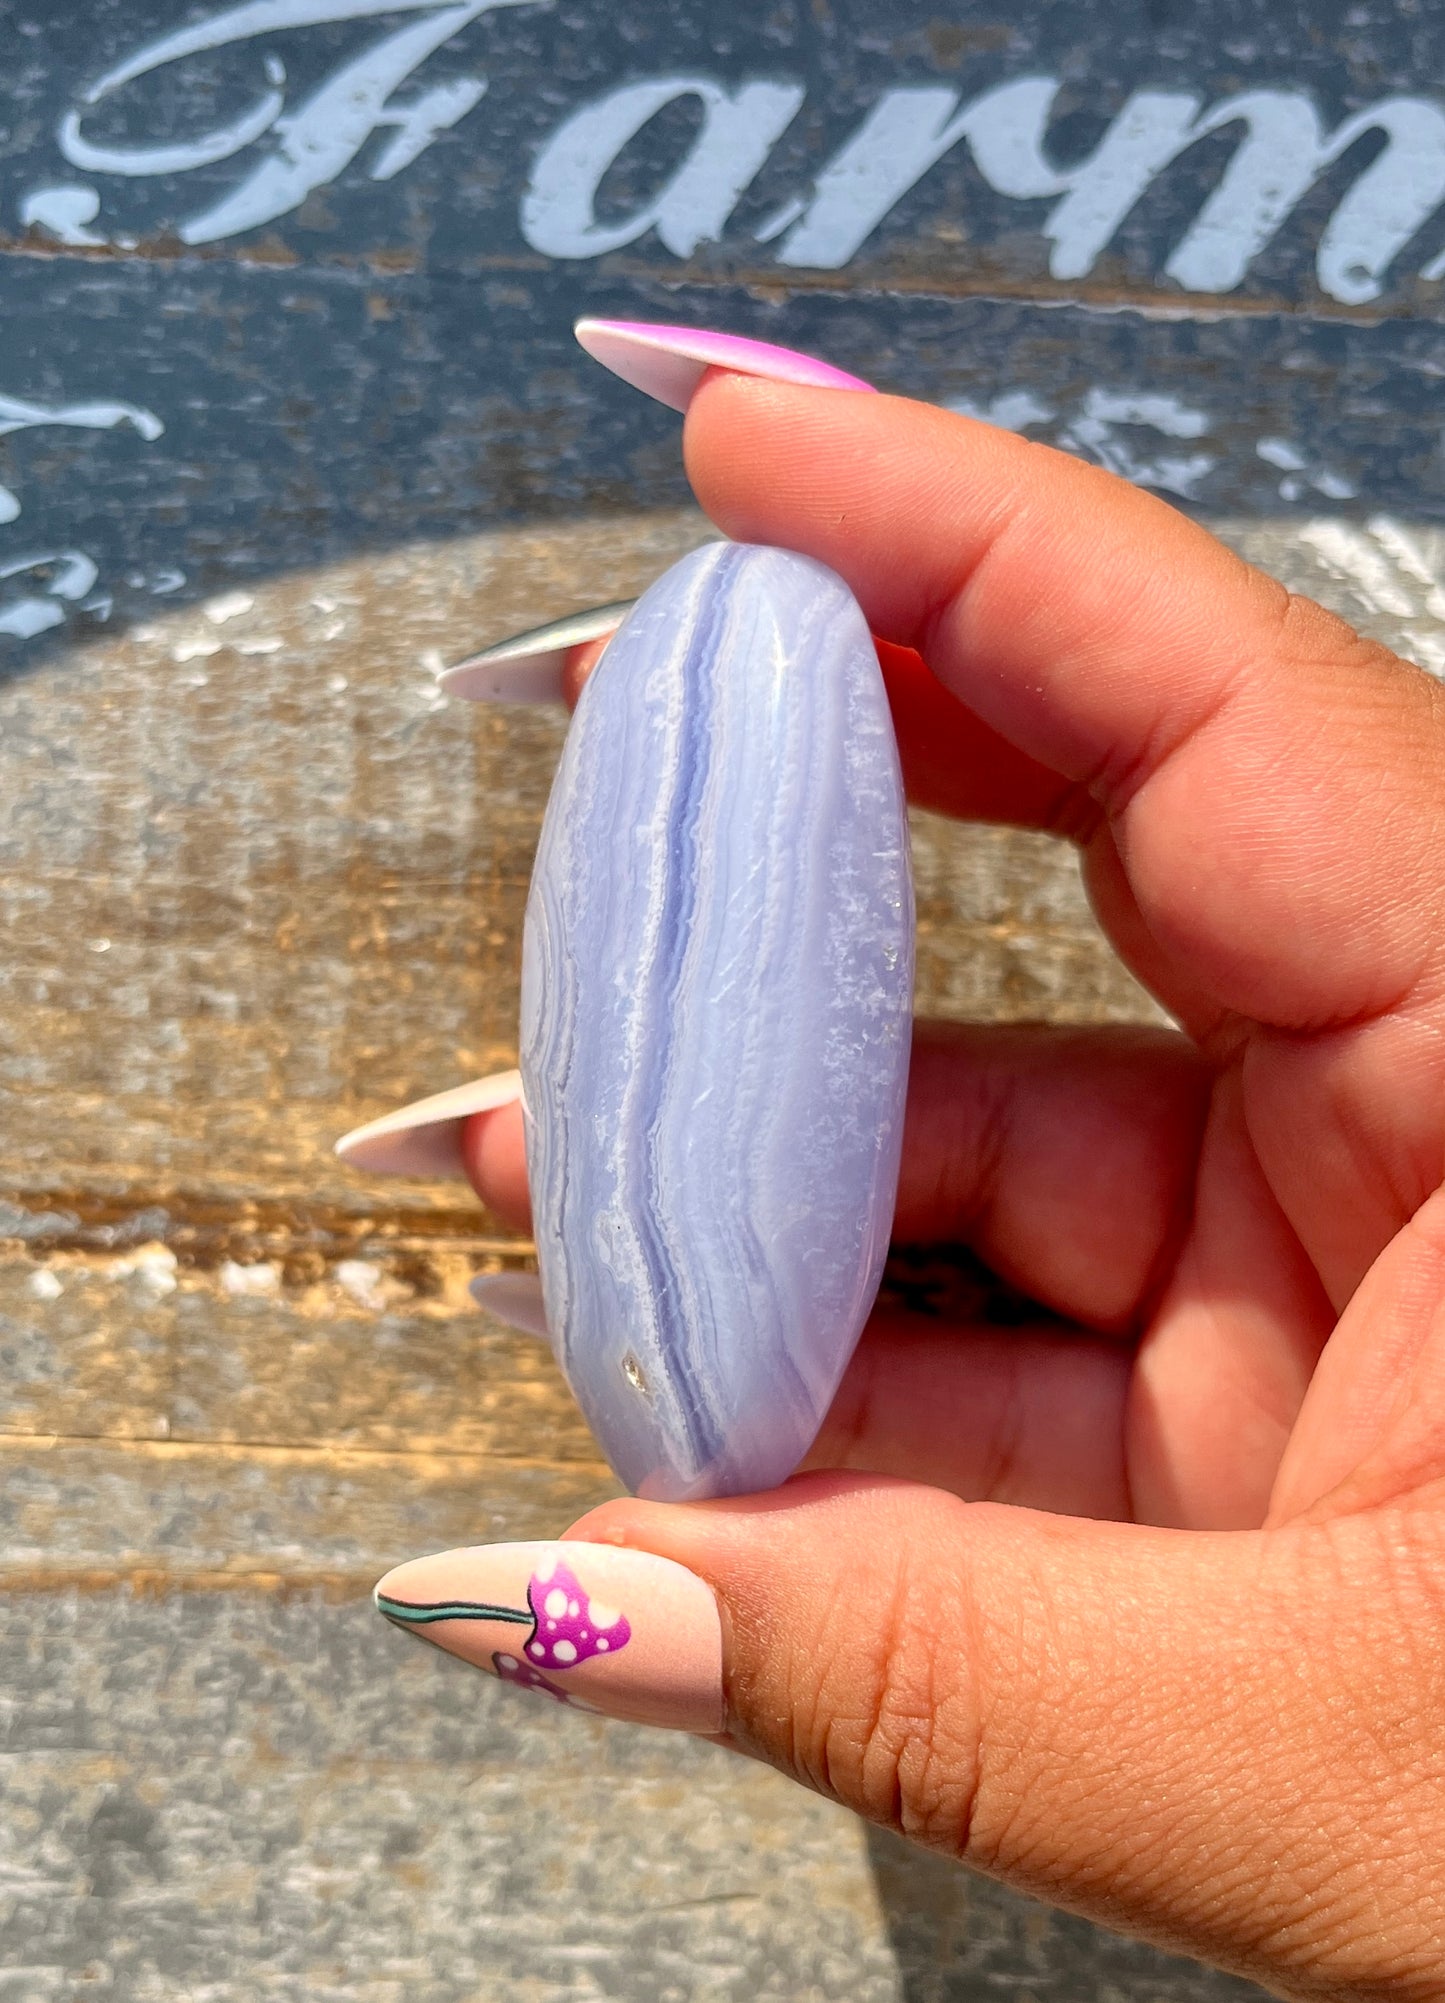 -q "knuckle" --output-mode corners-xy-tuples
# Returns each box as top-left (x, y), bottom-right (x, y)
(786, 1515), (985, 1855)
(1270, 584), (1404, 685)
